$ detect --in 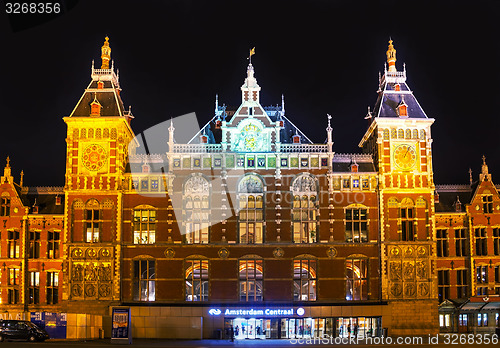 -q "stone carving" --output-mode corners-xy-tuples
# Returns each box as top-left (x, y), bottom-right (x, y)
(404, 283), (416, 297)
(72, 264), (84, 281)
(71, 284), (82, 297)
(99, 284), (111, 297)
(418, 283), (429, 297)
(72, 248), (83, 258)
(403, 246), (414, 258)
(184, 176), (210, 195)
(292, 175), (317, 193)
(100, 248), (111, 258)
(327, 247), (337, 259)
(86, 248), (98, 259)
(273, 248), (284, 258)
(390, 283), (402, 297)
(389, 261), (402, 280)
(416, 261), (428, 279)
(389, 246), (401, 257)
(164, 248), (175, 258)
(238, 175), (263, 193)
(403, 261), (415, 280)
(218, 248), (229, 259)
(417, 246), (428, 257)
(85, 284), (96, 297)
(71, 261), (112, 299)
